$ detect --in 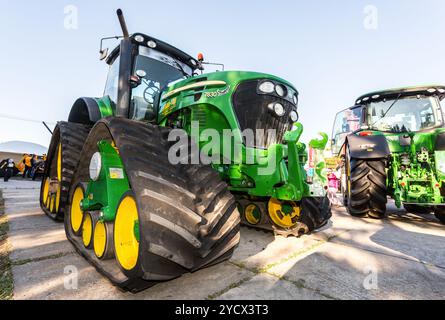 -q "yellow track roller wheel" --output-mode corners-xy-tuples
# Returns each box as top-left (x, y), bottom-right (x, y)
(244, 203), (261, 225)
(70, 185), (84, 235)
(114, 195), (139, 271)
(82, 212), (94, 248)
(42, 178), (49, 208)
(94, 220), (114, 260)
(268, 198), (301, 229)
